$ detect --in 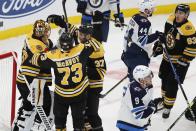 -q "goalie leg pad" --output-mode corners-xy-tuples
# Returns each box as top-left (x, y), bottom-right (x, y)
(30, 79), (46, 106)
